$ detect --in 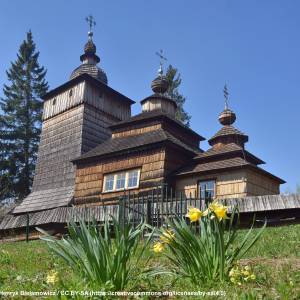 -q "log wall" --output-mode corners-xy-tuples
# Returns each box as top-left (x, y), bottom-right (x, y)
(43, 80), (131, 121)
(175, 168), (281, 199)
(175, 170), (248, 199)
(245, 169), (280, 195)
(74, 147), (166, 205)
(33, 105), (84, 191)
(33, 80), (132, 192)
